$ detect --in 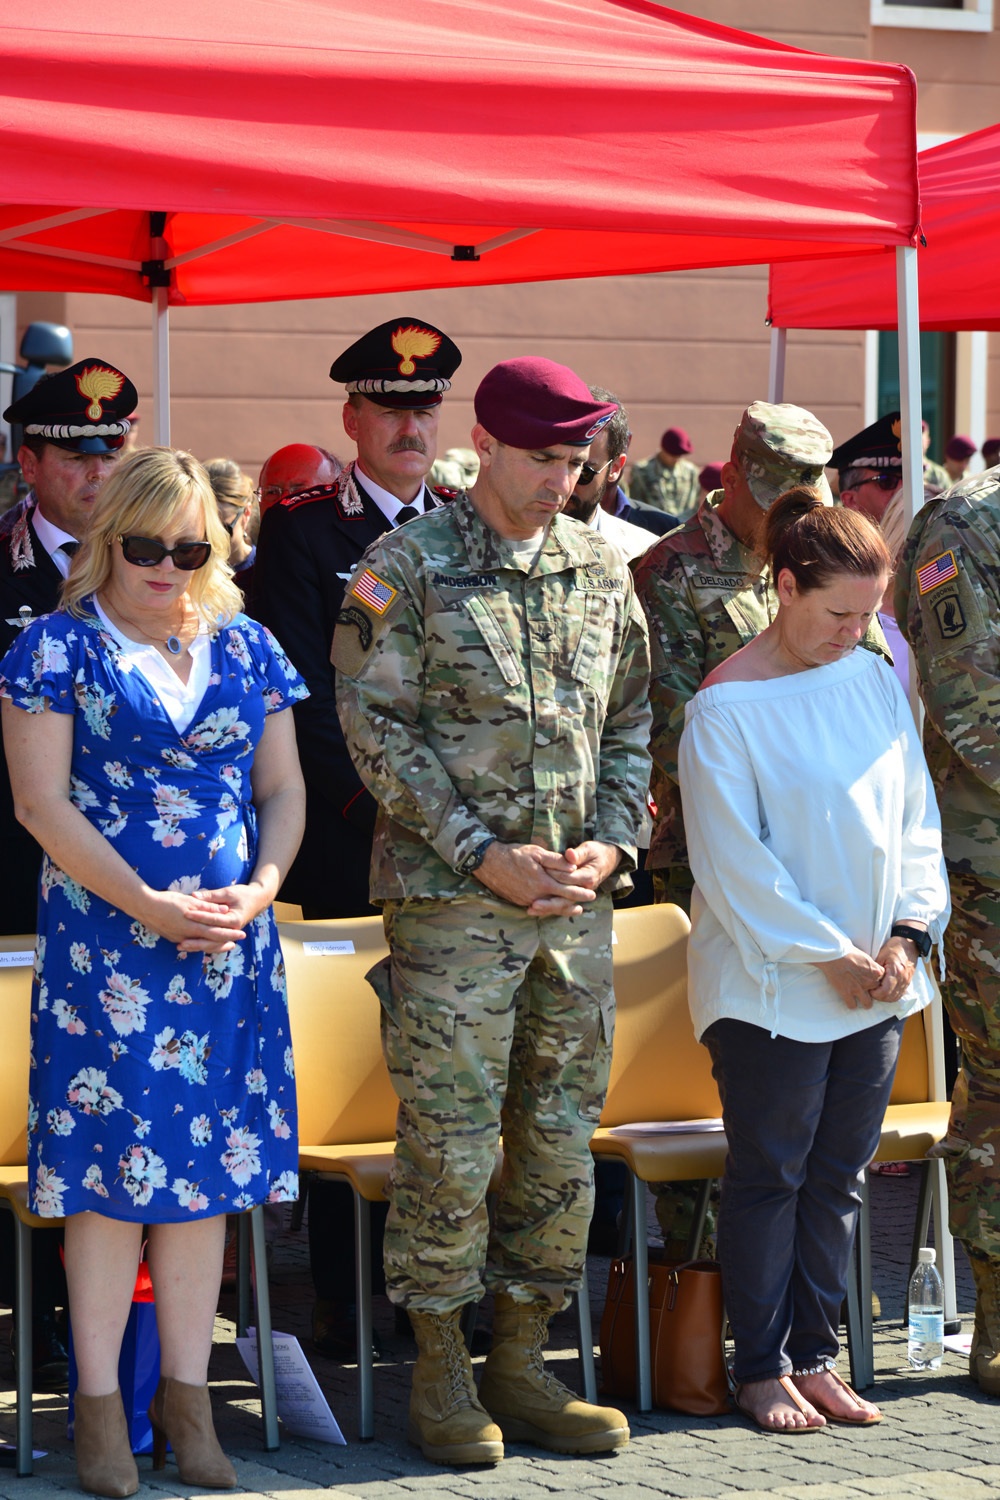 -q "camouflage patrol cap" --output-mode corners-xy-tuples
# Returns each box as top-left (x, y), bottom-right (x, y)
(733, 401), (834, 510)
